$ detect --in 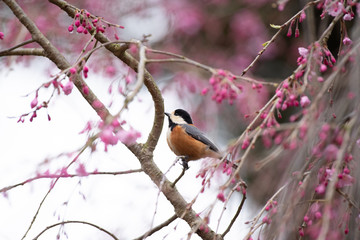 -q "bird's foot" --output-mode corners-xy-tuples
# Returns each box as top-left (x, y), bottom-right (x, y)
(177, 156), (189, 170)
